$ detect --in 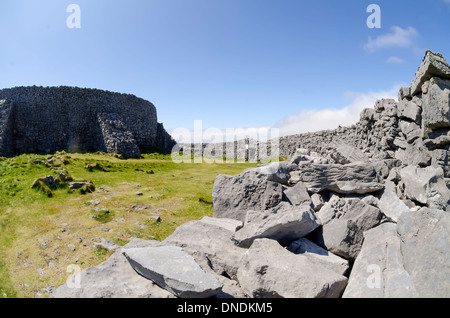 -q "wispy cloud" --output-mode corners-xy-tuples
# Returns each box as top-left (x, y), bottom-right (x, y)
(273, 86), (400, 137)
(171, 86), (402, 143)
(364, 26), (419, 52)
(386, 56), (405, 64)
